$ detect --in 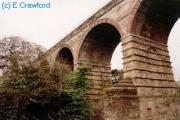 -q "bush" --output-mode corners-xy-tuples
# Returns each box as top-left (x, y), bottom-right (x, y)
(61, 65), (91, 120)
(0, 53), (91, 120)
